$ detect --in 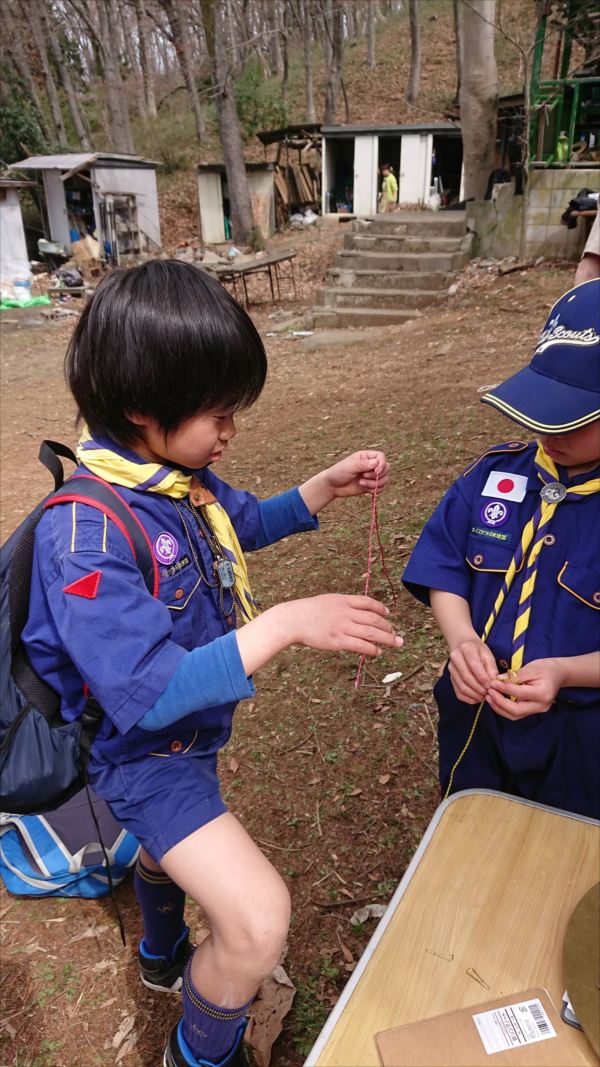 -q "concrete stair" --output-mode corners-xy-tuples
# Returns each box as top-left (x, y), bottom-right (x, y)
(310, 210), (471, 328)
